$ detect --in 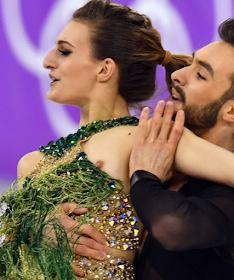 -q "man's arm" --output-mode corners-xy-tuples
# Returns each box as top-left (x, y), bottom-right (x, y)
(130, 174), (234, 251)
(129, 100), (234, 251)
